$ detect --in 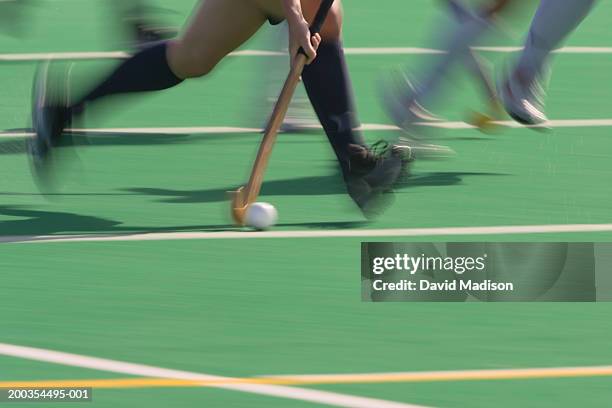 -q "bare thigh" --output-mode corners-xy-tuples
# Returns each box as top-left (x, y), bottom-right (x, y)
(300, 0), (343, 39)
(254, 0), (343, 40)
(168, 0), (267, 78)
